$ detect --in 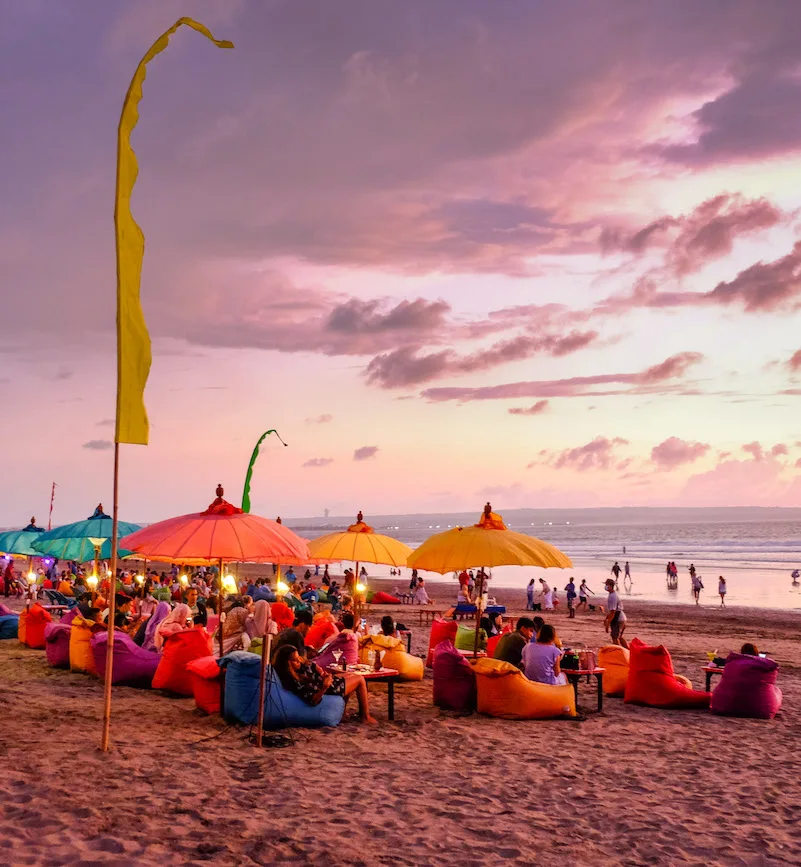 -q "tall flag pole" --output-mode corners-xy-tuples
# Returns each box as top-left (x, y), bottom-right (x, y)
(101, 18), (234, 752)
(241, 429), (288, 513)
